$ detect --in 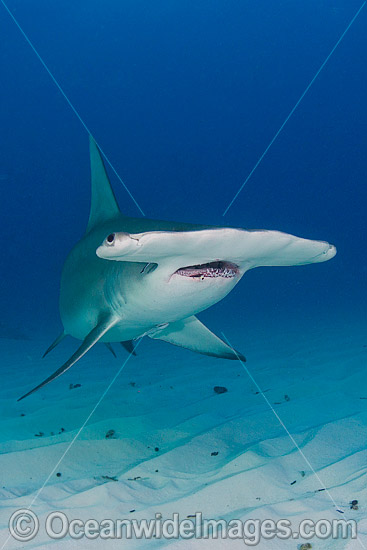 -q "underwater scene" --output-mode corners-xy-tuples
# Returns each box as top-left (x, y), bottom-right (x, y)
(0, 1), (366, 549)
